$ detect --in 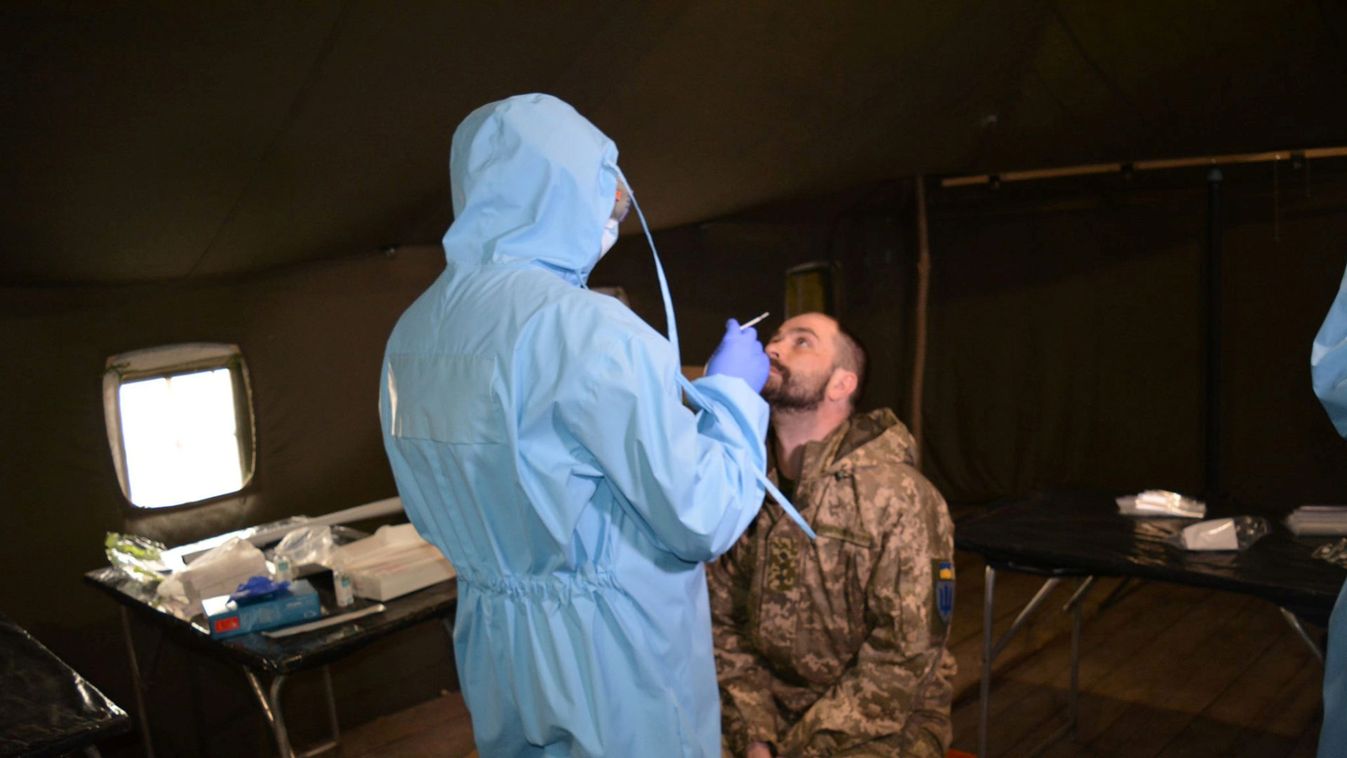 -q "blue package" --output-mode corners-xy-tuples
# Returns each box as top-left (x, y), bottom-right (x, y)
(203, 578), (321, 639)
